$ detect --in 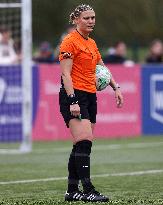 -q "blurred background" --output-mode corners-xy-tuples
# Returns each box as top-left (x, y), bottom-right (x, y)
(32, 0), (163, 63)
(0, 0), (162, 151)
(0, 1), (163, 204)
